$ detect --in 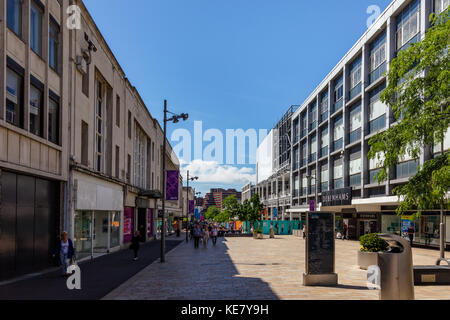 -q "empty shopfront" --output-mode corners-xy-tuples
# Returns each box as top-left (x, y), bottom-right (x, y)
(0, 171), (60, 280)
